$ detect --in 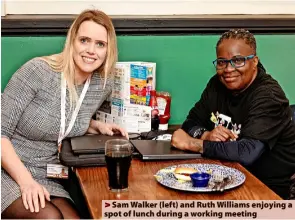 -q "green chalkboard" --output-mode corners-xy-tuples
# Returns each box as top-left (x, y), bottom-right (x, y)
(2, 35), (295, 124)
